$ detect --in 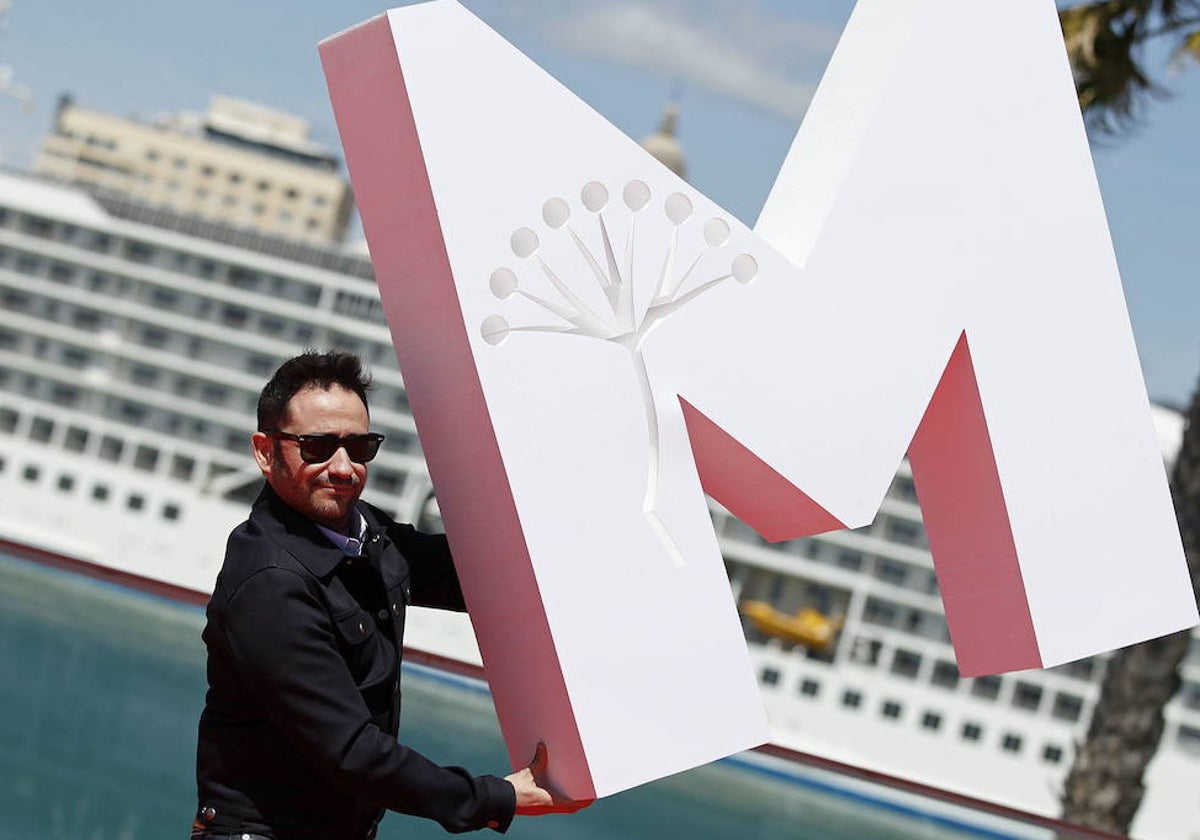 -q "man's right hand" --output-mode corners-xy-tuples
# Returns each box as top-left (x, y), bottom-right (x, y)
(504, 742), (593, 816)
